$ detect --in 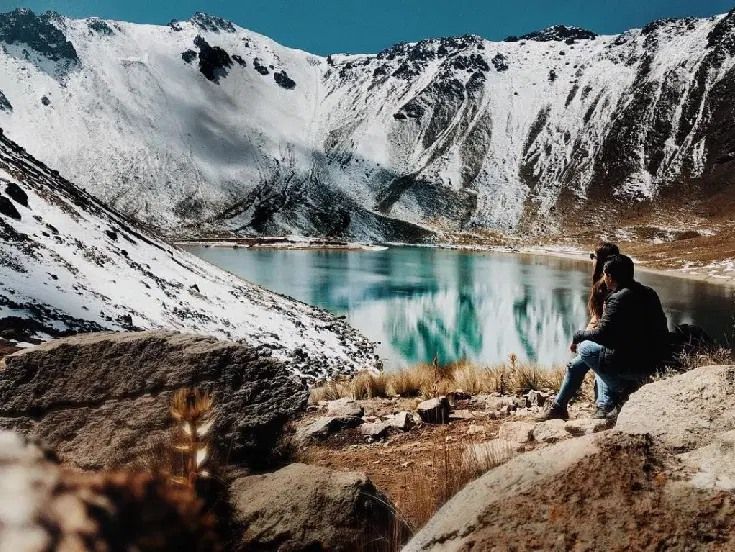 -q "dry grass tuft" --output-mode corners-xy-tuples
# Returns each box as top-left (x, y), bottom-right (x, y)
(395, 427), (513, 531)
(309, 355), (569, 404)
